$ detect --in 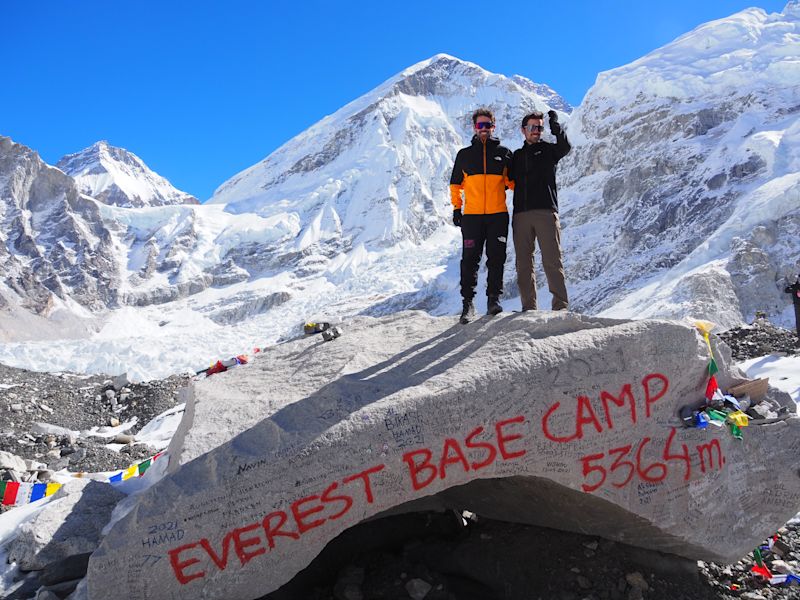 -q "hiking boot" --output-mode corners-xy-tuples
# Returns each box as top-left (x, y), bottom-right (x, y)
(459, 299), (475, 324)
(487, 296), (503, 316)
